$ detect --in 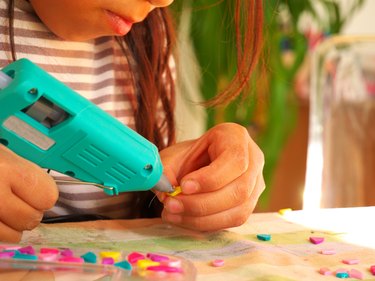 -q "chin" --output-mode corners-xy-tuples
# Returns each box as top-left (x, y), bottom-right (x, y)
(46, 26), (105, 41)
(54, 31), (107, 42)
